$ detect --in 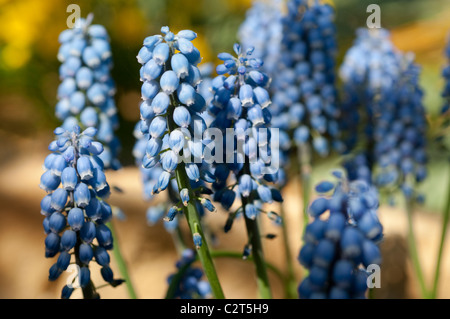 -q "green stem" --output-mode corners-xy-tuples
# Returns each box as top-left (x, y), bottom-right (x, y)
(174, 167), (225, 299)
(301, 171), (311, 233)
(279, 203), (297, 299)
(405, 198), (429, 298)
(241, 160), (272, 299)
(243, 205), (272, 298)
(297, 144), (312, 237)
(430, 168), (450, 299)
(108, 221), (137, 299)
(164, 66), (224, 298)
